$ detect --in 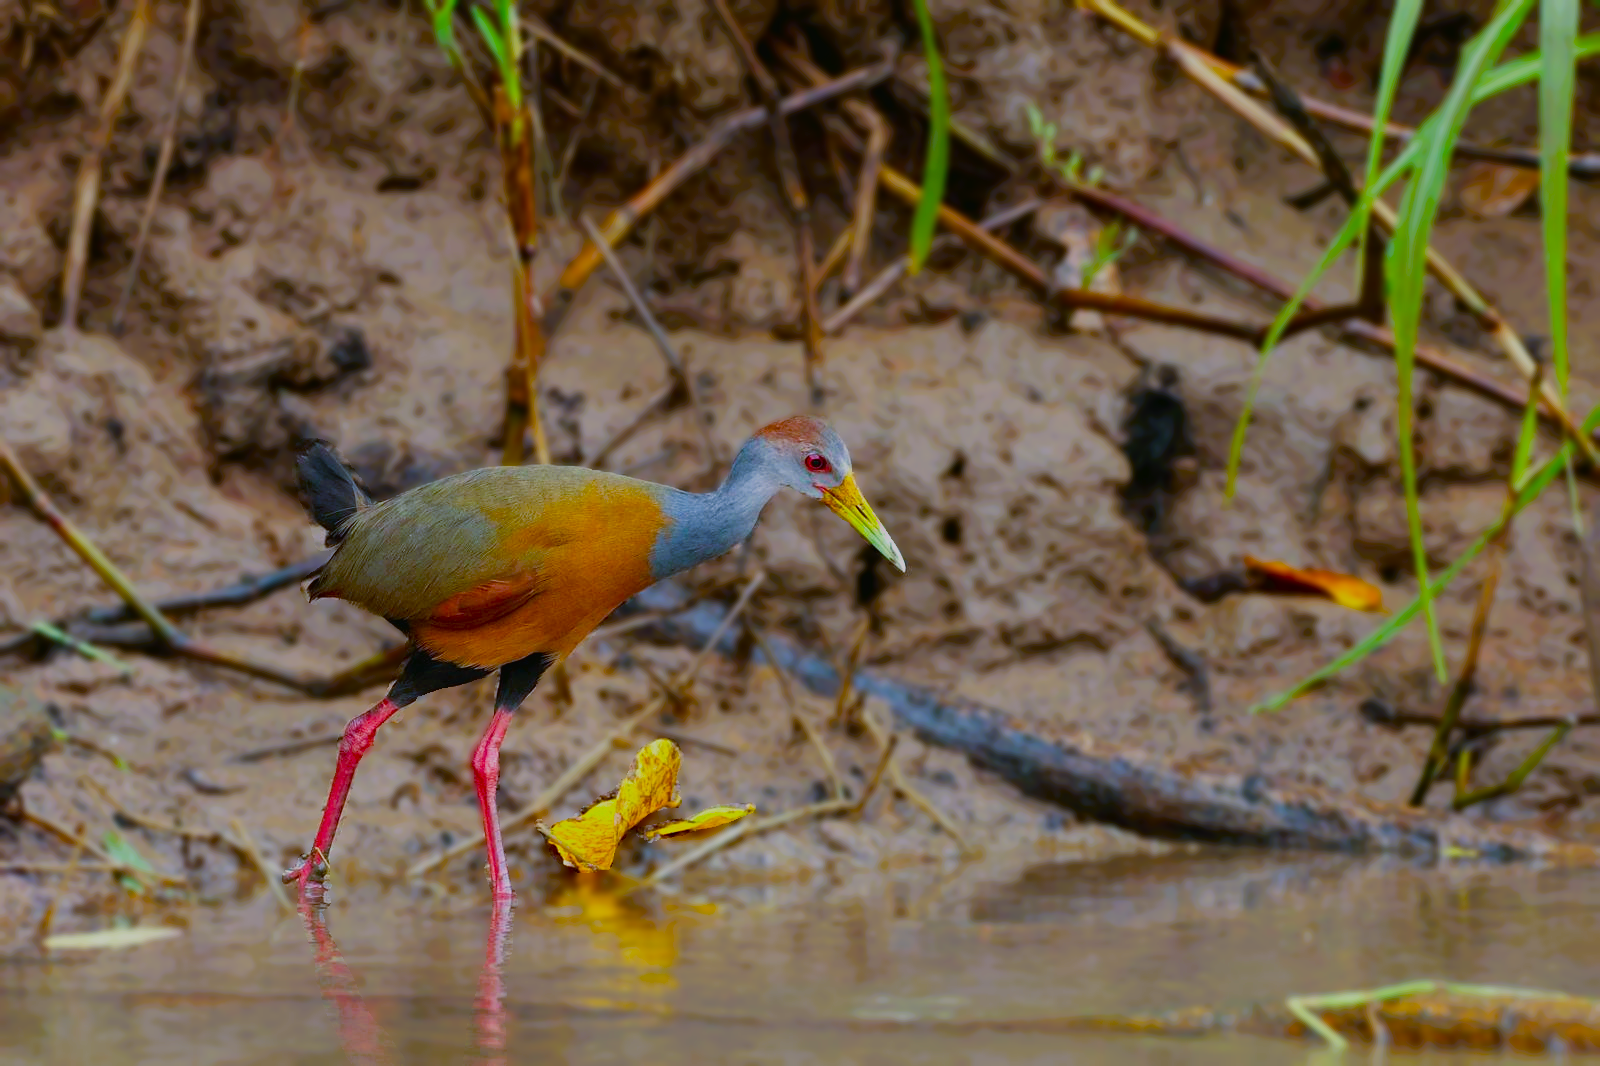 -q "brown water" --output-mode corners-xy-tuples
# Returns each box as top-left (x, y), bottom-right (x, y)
(4, 852), (1599, 1065)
